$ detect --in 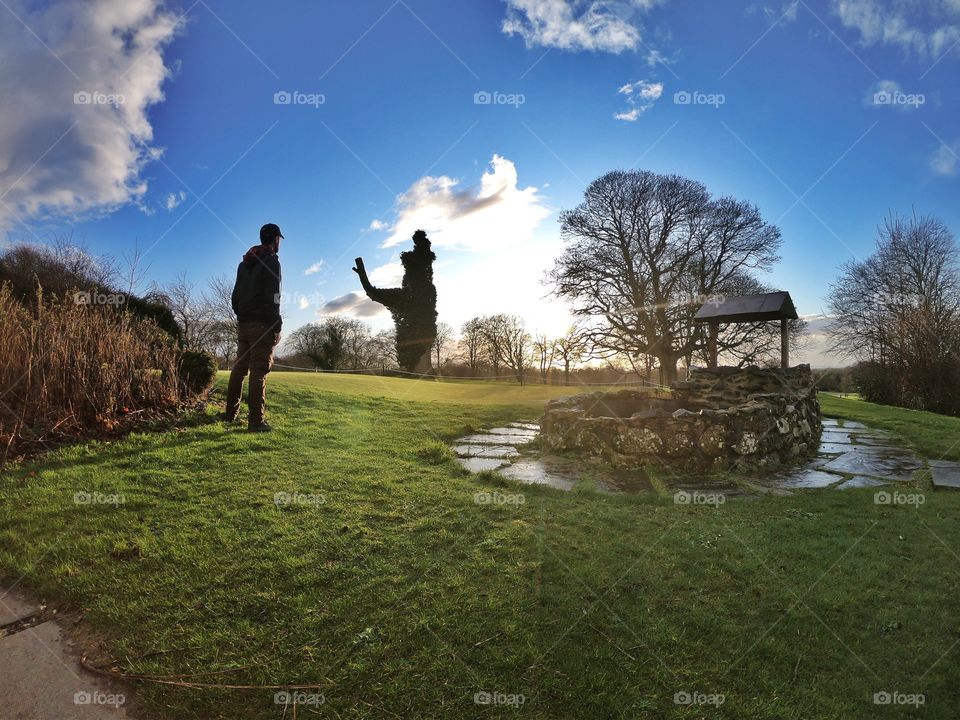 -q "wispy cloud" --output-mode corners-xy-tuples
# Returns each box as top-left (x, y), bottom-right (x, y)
(304, 260), (327, 275)
(502, 0), (665, 55)
(614, 79), (663, 121)
(750, 1), (800, 27)
(164, 190), (186, 211)
(930, 138), (960, 176)
(833, 0), (960, 59)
